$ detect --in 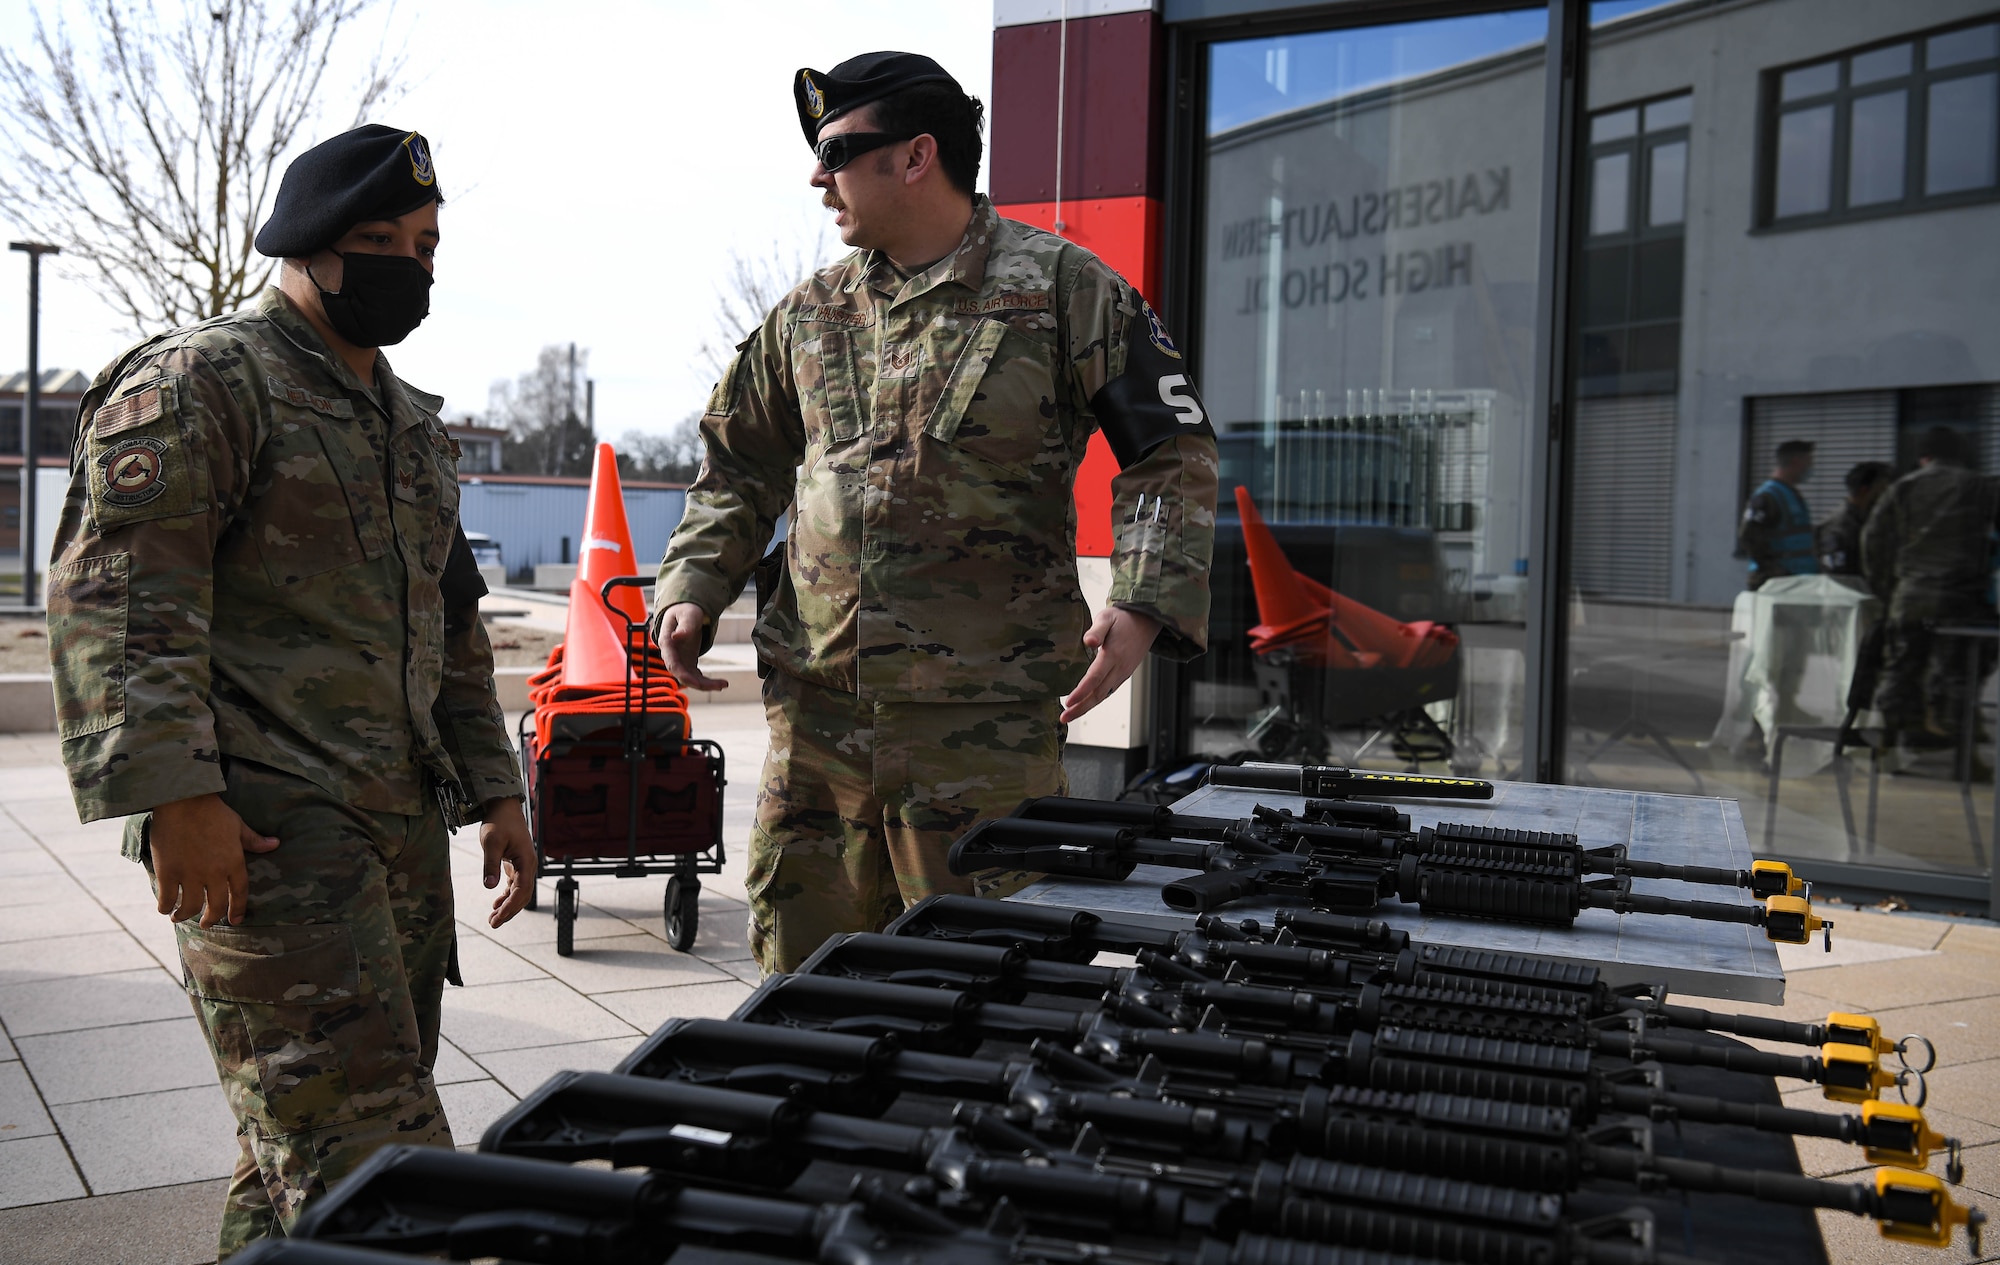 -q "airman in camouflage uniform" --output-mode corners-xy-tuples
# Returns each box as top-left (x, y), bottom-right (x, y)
(46, 126), (532, 1256)
(656, 54), (1218, 974)
(1861, 427), (2000, 745)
